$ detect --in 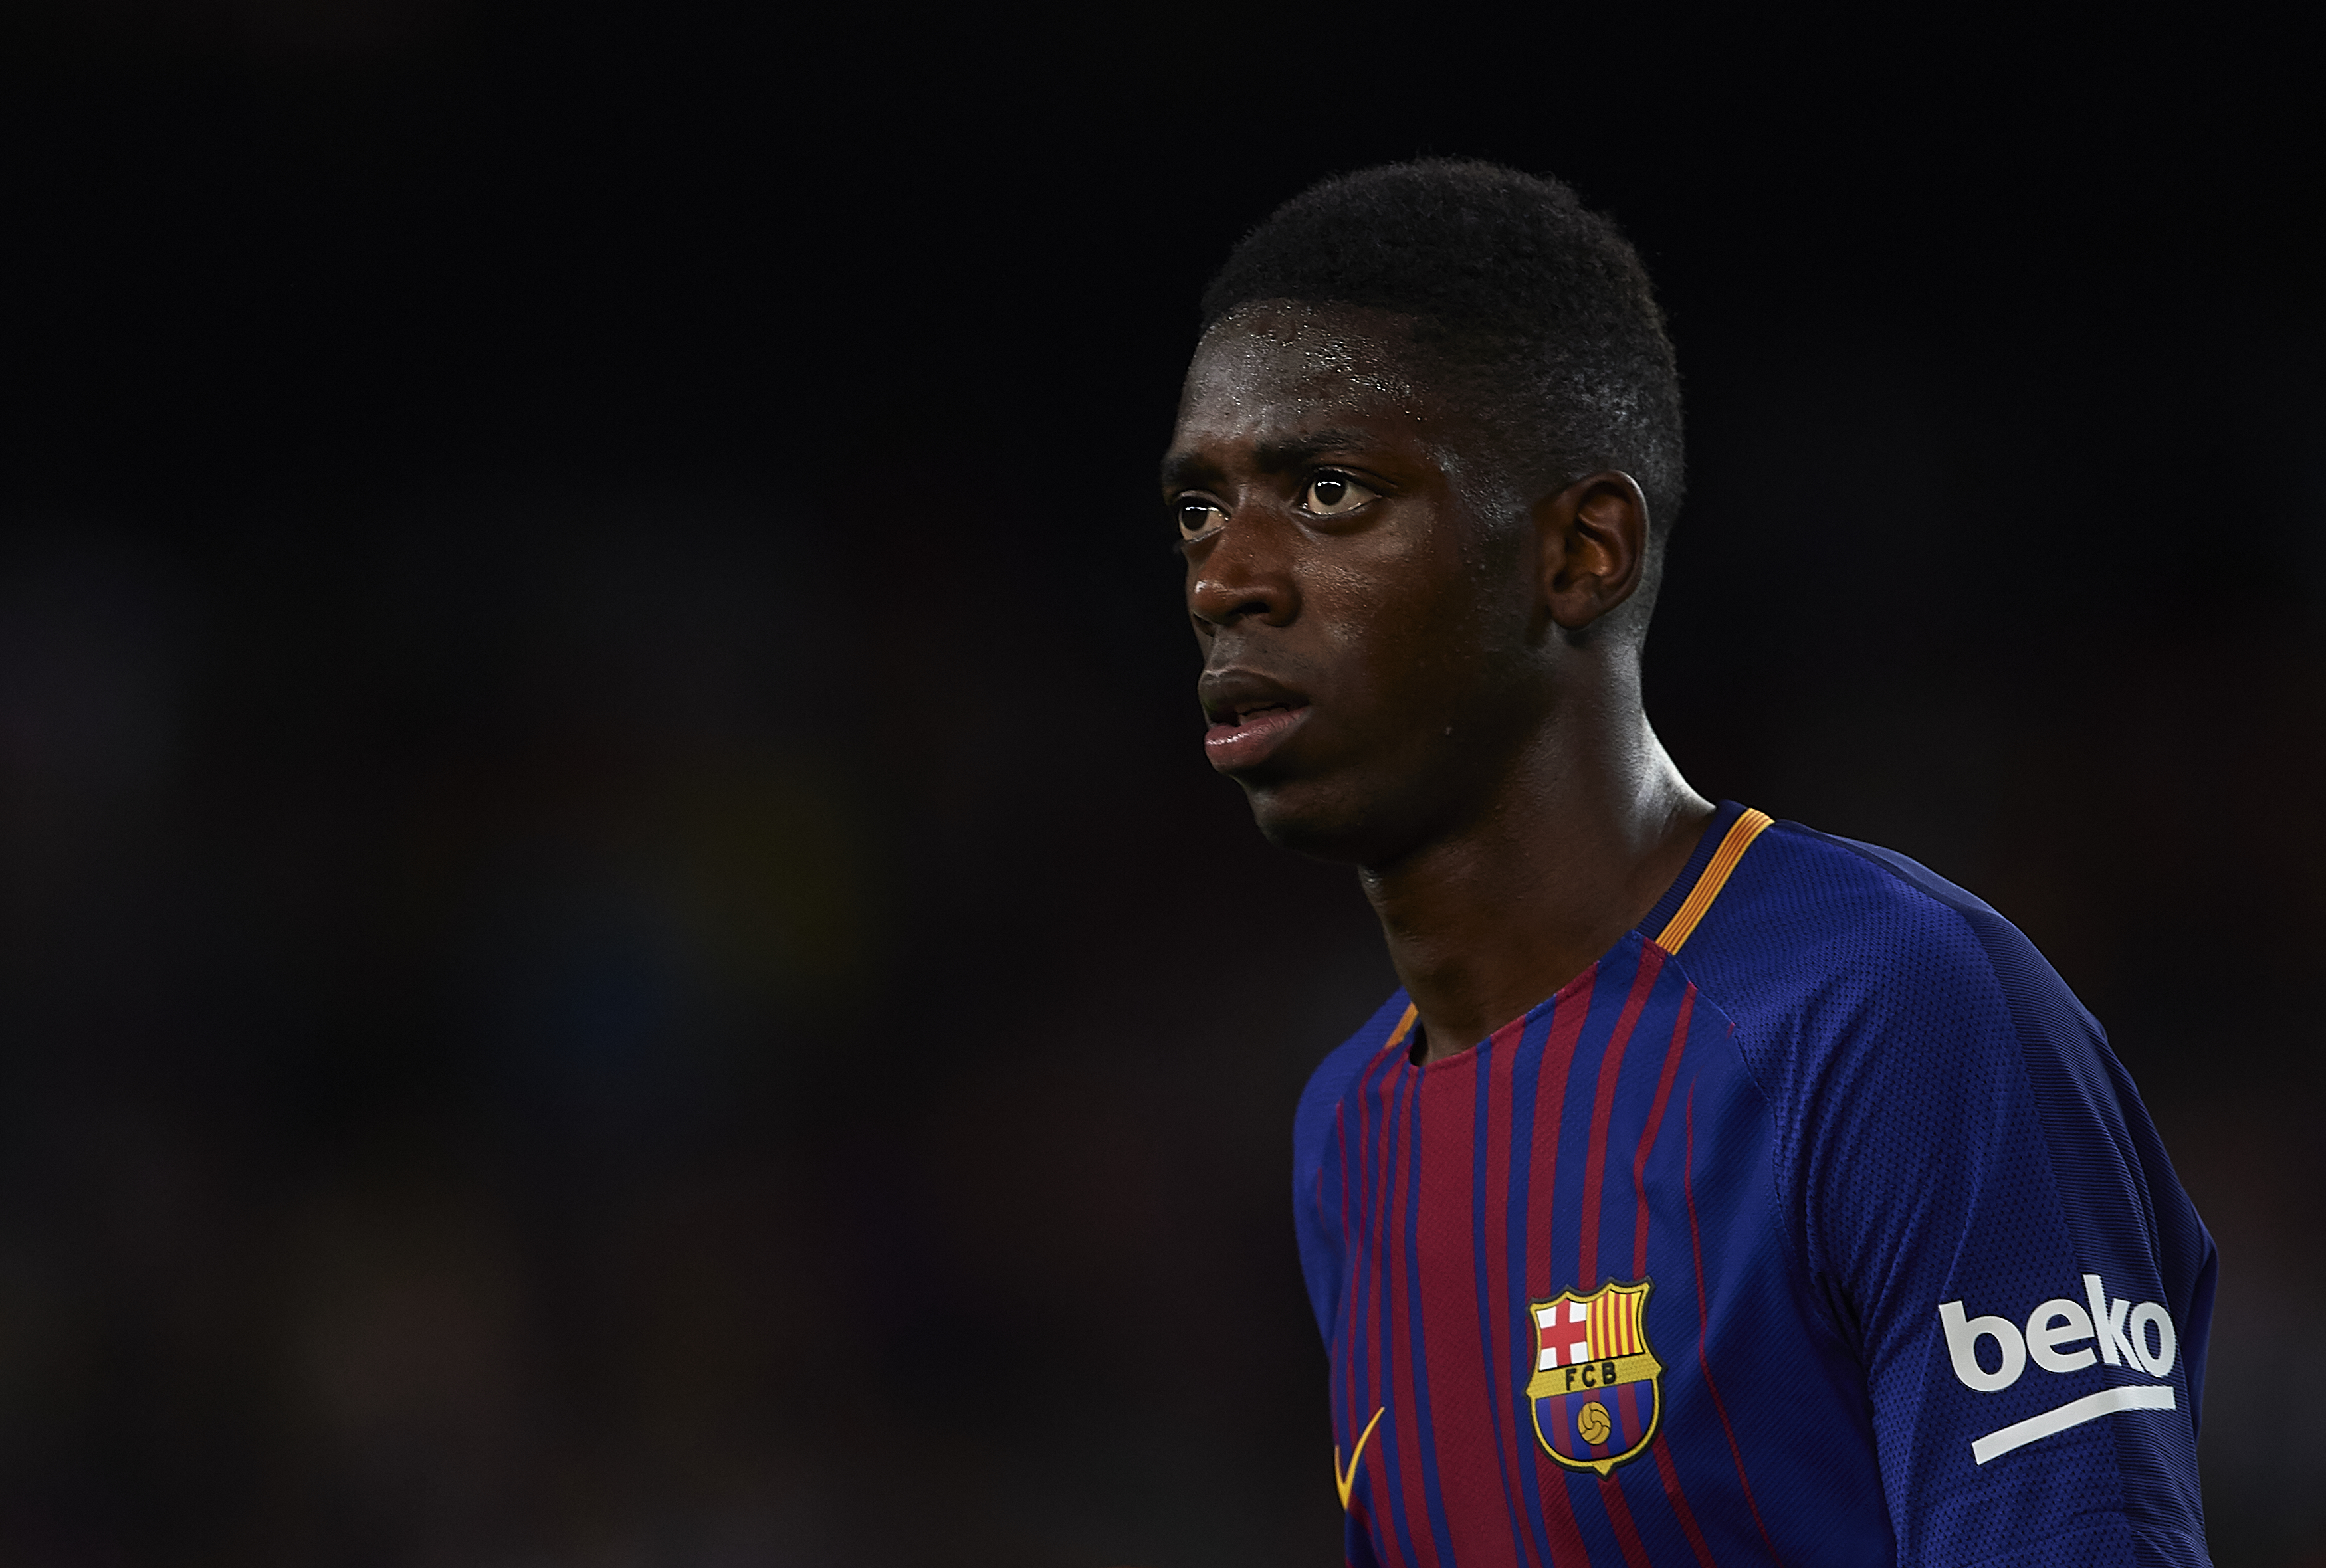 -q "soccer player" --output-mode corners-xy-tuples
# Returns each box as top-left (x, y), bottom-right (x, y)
(1164, 161), (2214, 1566)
